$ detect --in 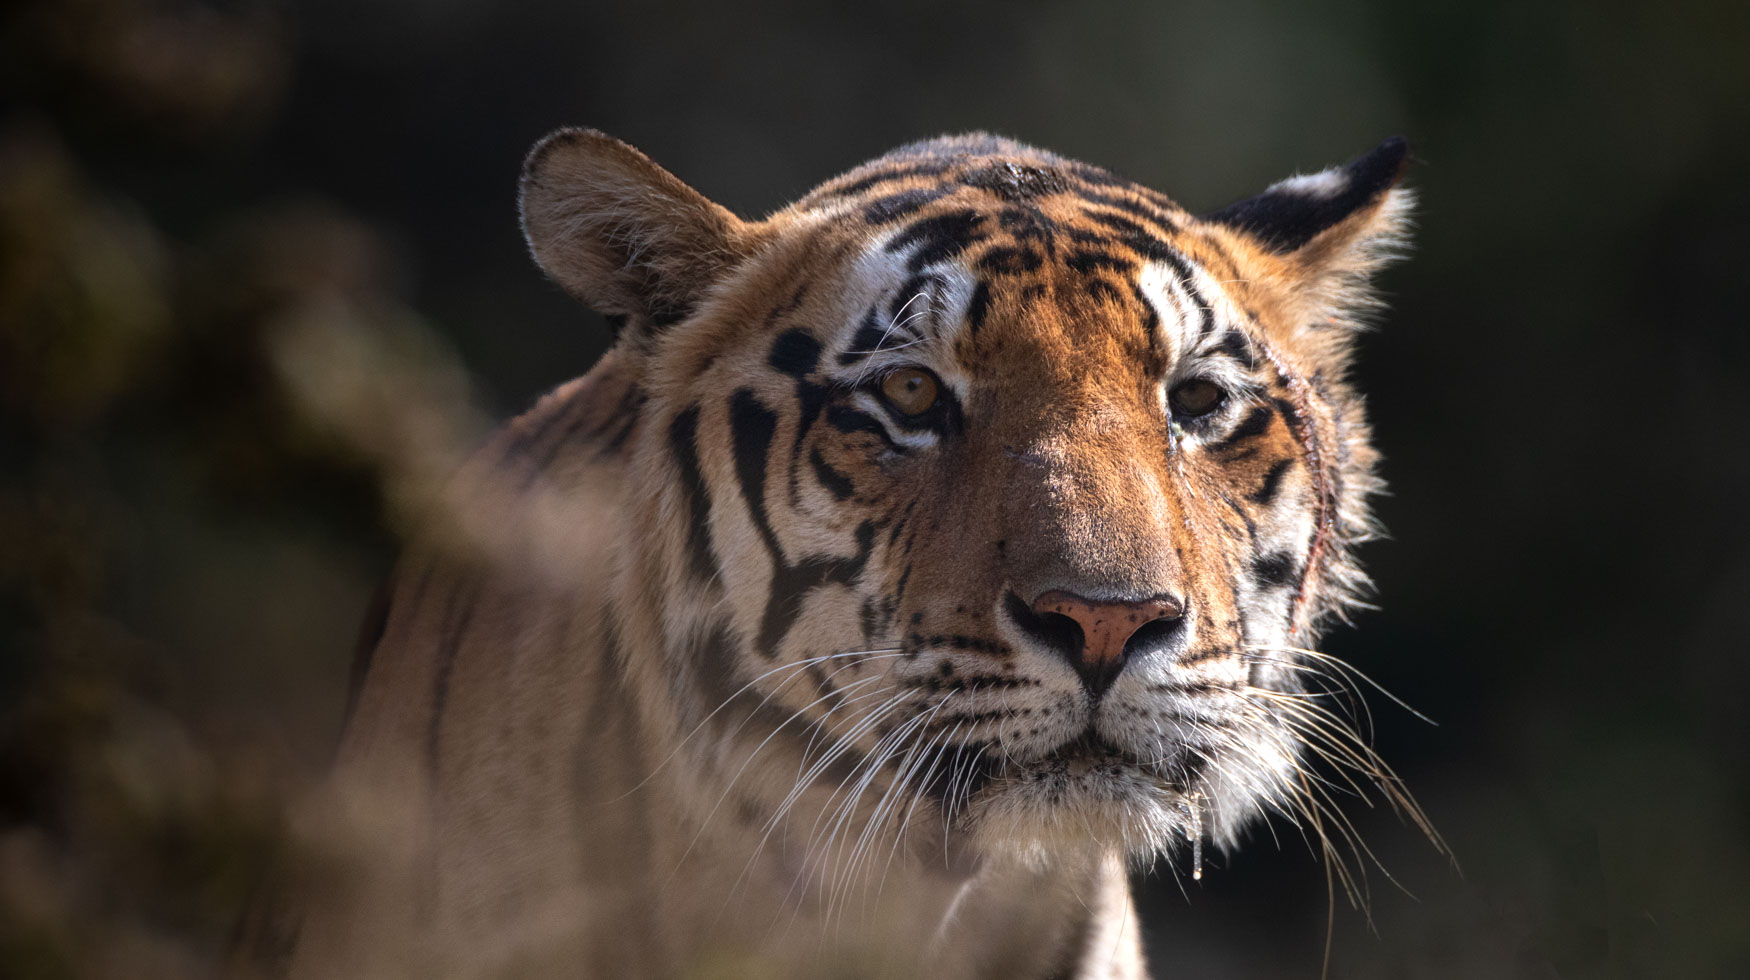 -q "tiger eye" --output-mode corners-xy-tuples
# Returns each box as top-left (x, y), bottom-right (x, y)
(1168, 379), (1226, 419)
(880, 368), (940, 416)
